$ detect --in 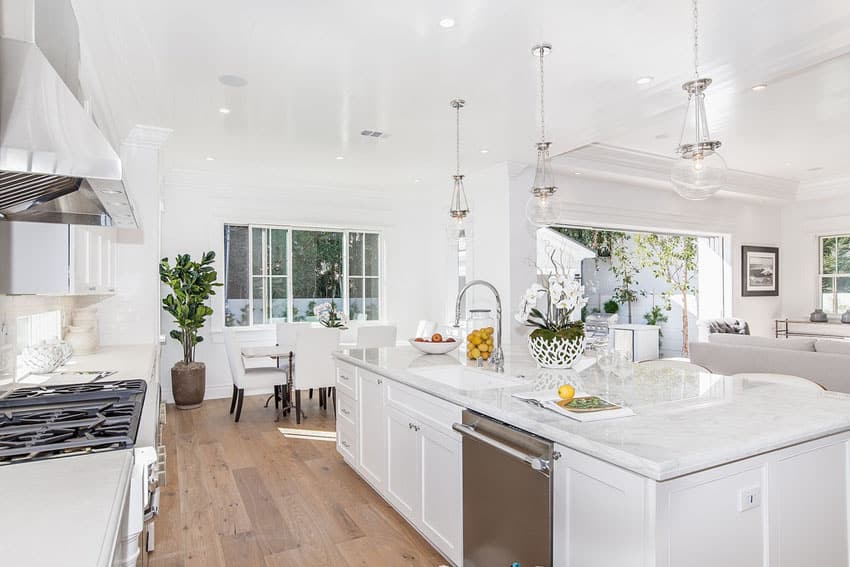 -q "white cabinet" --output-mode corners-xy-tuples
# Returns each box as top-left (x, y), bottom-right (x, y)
(71, 225), (117, 293)
(419, 422), (462, 564)
(335, 362), (462, 566)
(385, 405), (420, 523)
(609, 324), (659, 362)
(0, 222), (116, 294)
(357, 370), (386, 491)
